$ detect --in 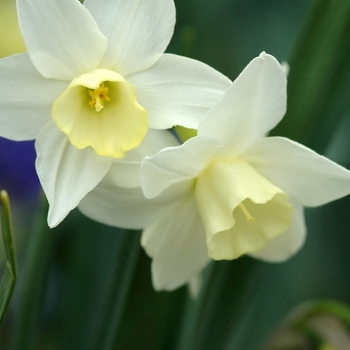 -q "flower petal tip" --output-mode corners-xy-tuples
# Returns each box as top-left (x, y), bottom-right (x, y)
(259, 51), (267, 60)
(47, 216), (60, 229)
